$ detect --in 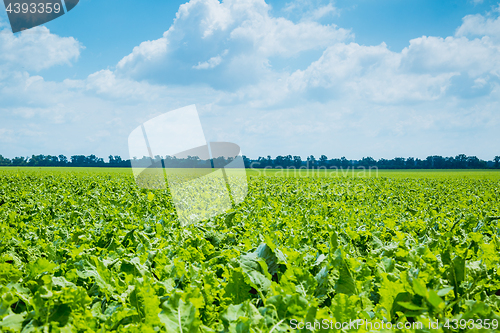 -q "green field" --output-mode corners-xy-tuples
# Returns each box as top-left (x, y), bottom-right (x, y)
(2, 167), (500, 179)
(1, 168), (500, 332)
